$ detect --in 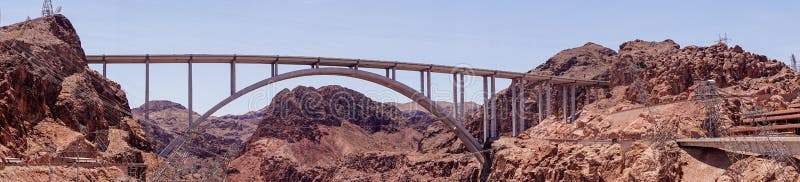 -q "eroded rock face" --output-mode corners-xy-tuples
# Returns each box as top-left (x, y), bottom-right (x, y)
(612, 40), (798, 105)
(247, 85), (406, 144)
(463, 40), (800, 181)
(227, 85), (480, 181)
(130, 100), (260, 181)
(0, 15), (154, 180)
